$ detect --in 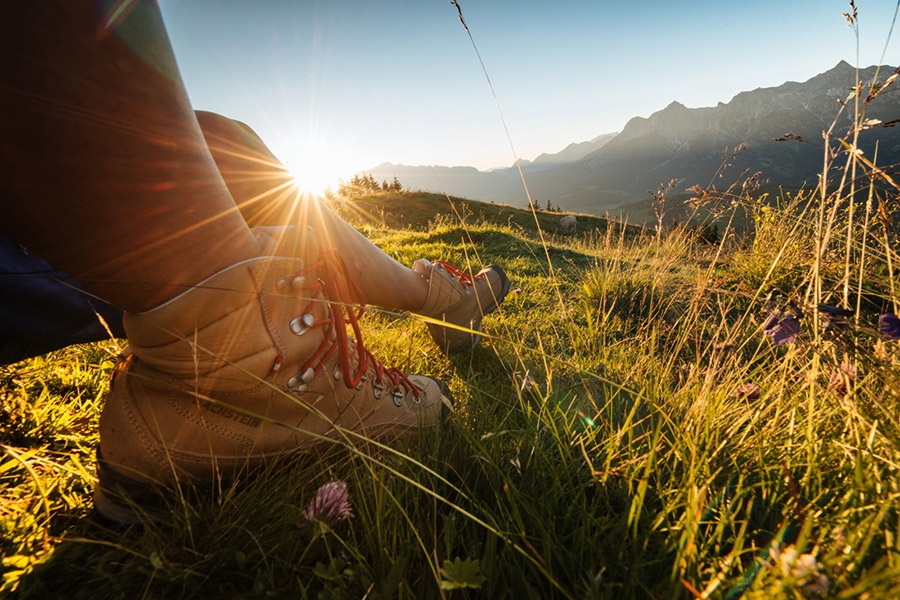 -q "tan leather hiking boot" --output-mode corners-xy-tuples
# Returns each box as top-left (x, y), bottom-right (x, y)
(95, 244), (452, 524)
(412, 259), (510, 353)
